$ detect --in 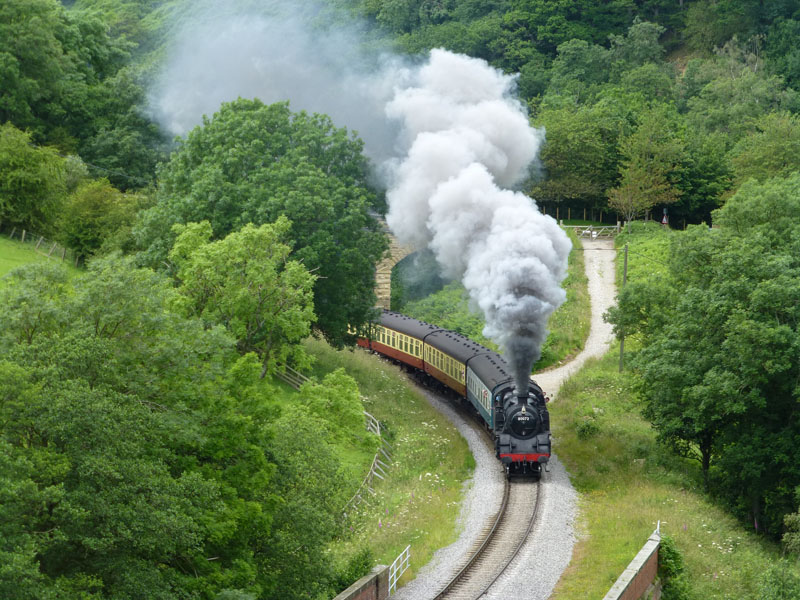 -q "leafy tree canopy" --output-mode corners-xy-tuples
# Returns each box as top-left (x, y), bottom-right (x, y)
(59, 178), (140, 261)
(0, 255), (368, 598)
(133, 97), (388, 347)
(0, 0), (165, 189)
(728, 111), (800, 187)
(607, 175), (800, 534)
(533, 101), (628, 204)
(607, 104), (685, 222)
(0, 123), (66, 235)
(170, 218), (317, 377)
